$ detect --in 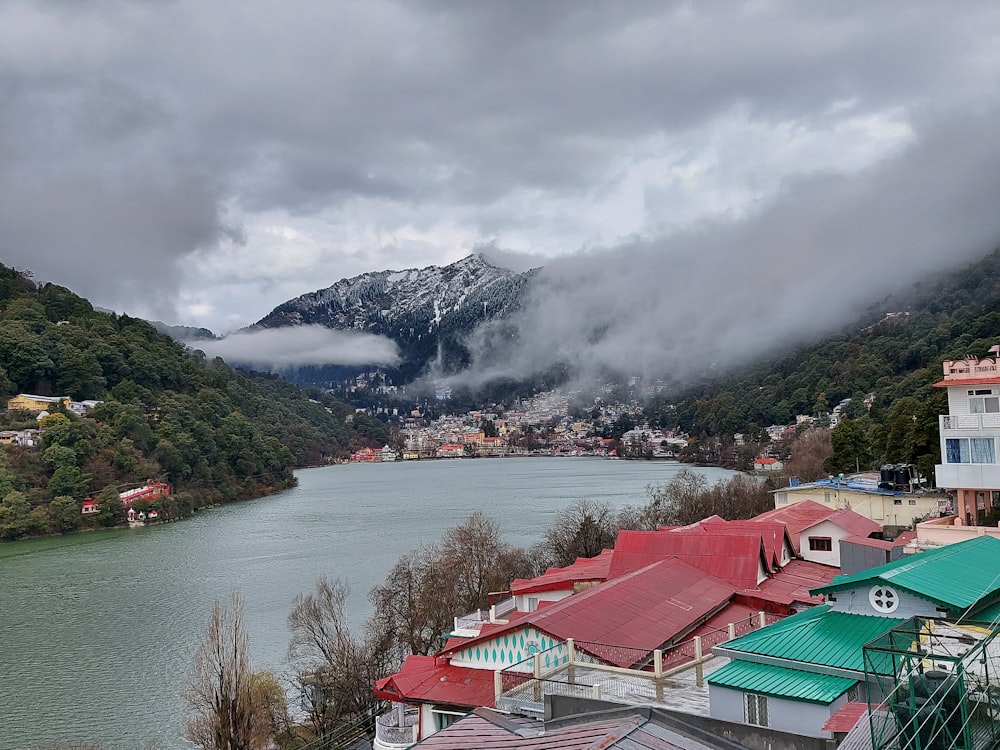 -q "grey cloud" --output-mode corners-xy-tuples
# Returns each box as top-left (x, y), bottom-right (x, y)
(190, 325), (400, 370)
(453, 113), (1000, 388)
